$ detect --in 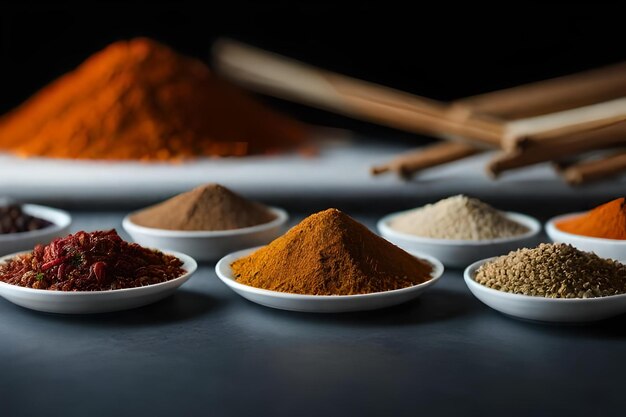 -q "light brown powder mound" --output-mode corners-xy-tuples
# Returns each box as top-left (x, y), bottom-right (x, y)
(0, 38), (308, 160)
(231, 208), (434, 295)
(130, 184), (276, 231)
(389, 195), (529, 240)
(475, 243), (626, 298)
